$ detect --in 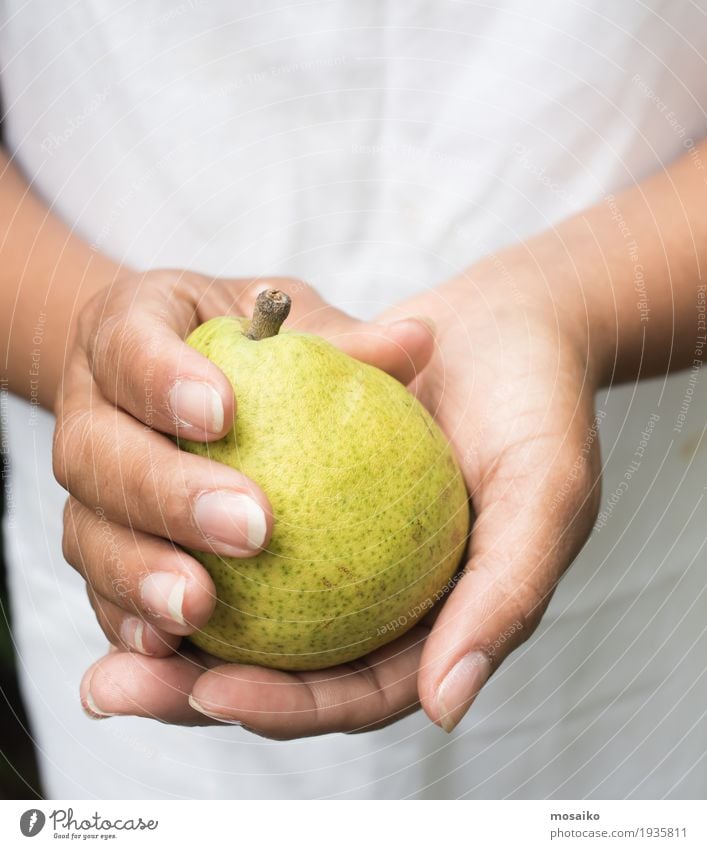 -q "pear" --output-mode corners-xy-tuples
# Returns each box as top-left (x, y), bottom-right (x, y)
(180, 290), (469, 670)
